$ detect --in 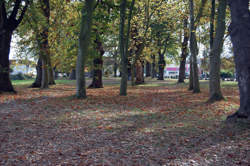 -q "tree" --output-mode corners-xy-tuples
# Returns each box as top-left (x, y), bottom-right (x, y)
(208, 0), (227, 102)
(76, 0), (95, 98)
(0, 0), (29, 92)
(178, 17), (189, 83)
(227, 0), (250, 120)
(119, 0), (135, 96)
(189, 0), (207, 93)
